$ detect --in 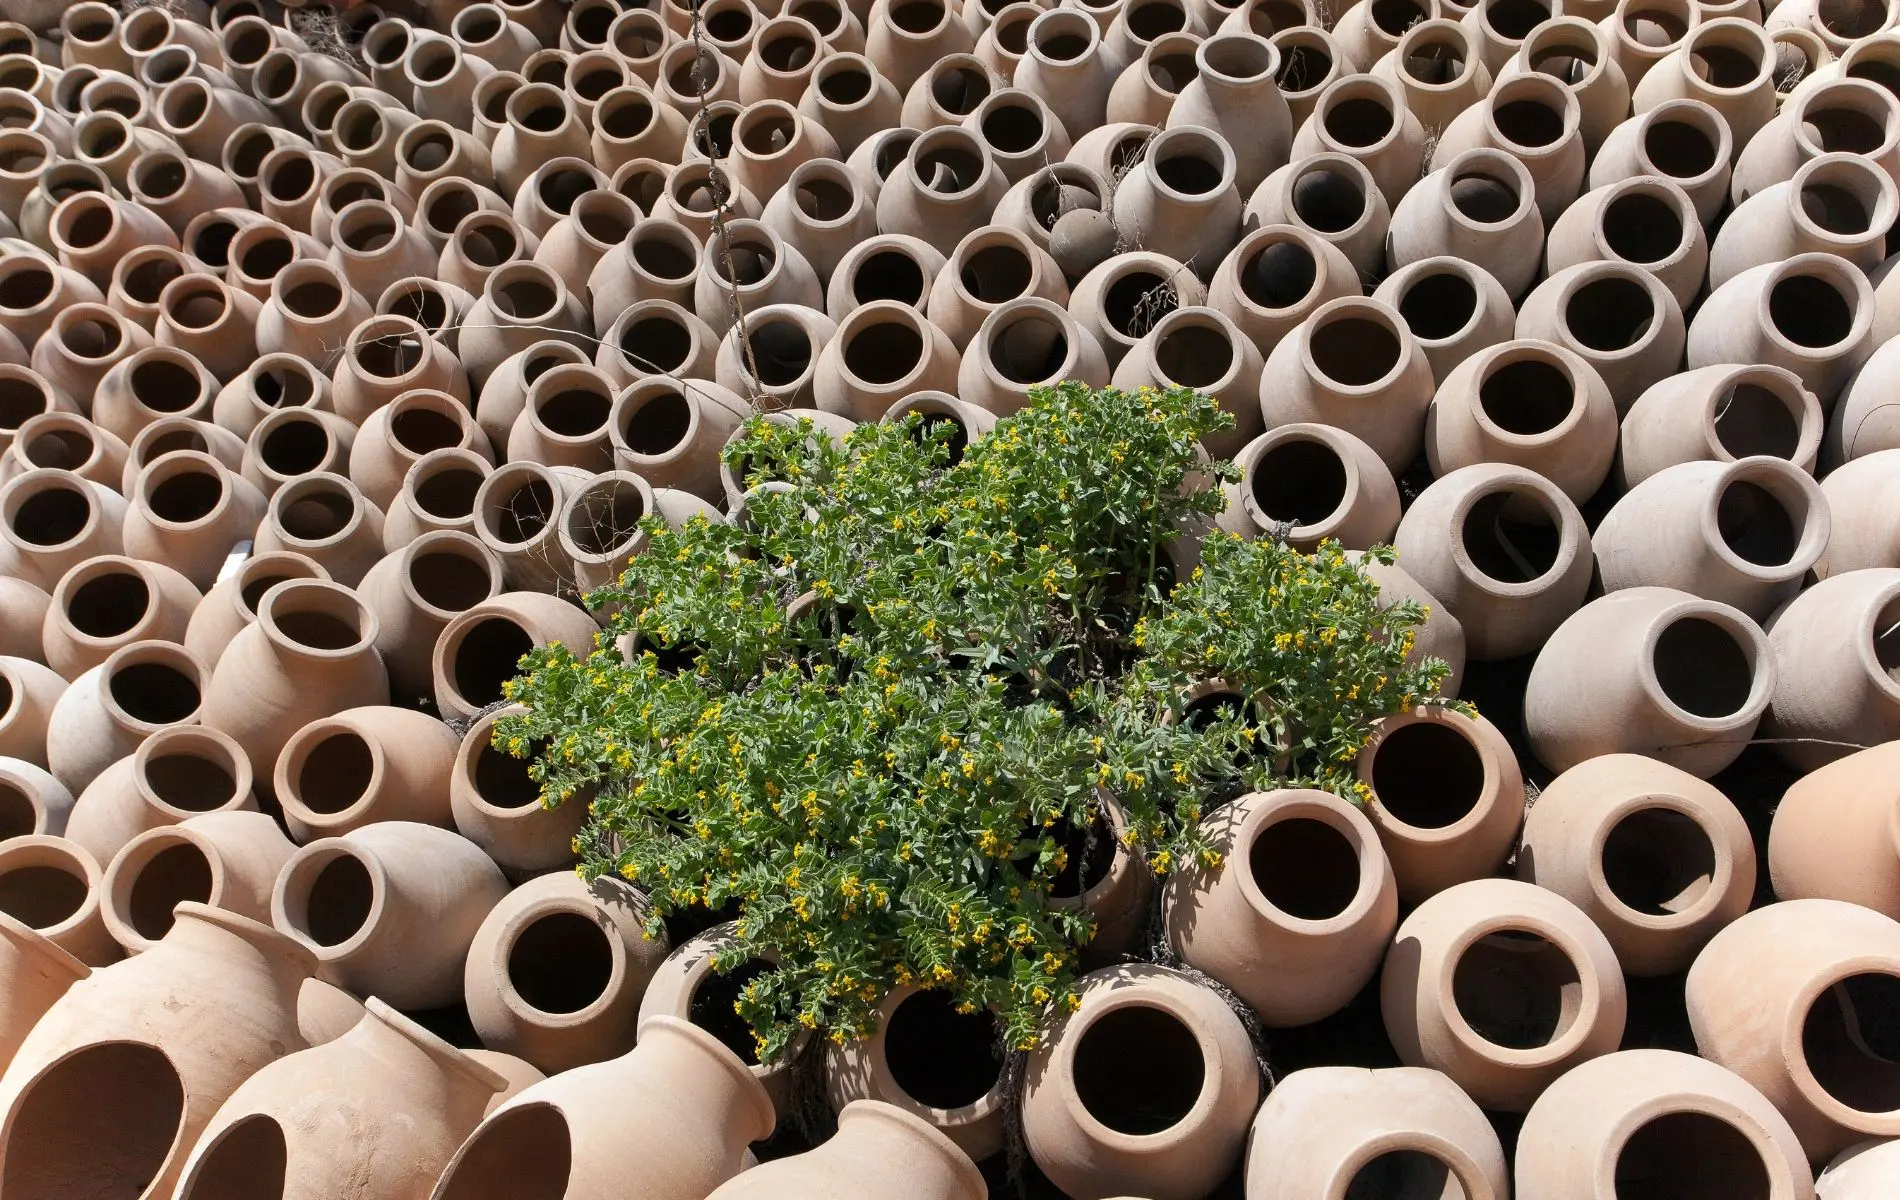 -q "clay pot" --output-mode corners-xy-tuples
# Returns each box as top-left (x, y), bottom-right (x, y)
(1371, 19), (1491, 134)
(0, 757), (71, 840)
(0, 834), (115, 965)
(1519, 752), (1755, 976)
(1711, 153), (1897, 291)
(1392, 462), (1593, 660)
(798, 53), (904, 158)
(1290, 72), (1430, 211)
(1, 412), (128, 496)
(272, 820), (507, 1010)
(92, 345), (219, 446)
(0, 255), (105, 354)
(274, 706), (460, 842)
(242, 409), (358, 499)
(465, 871), (669, 1073)
(1819, 450), (1900, 580)
(1593, 456), (1830, 620)
(1822, 1139), (1900, 1198)
(1353, 704), (1521, 904)
(1216, 424), (1398, 552)
(183, 551), (329, 673)
(874, 126), (1010, 259)
(1165, 34), (1289, 196)
(472, 461), (589, 594)
(173, 998), (507, 1200)
(1111, 305), (1262, 457)
(252, 471), (389, 589)
(49, 191), (181, 290)
(1243, 1066), (1509, 1199)
(554, 470), (668, 593)
(691, 219), (824, 338)
(1590, 97), (1732, 226)
(597, 300), (721, 388)
(740, 15), (832, 106)
(1354, 553), (1468, 698)
(199, 579), (390, 784)
(1426, 338), (1617, 503)
(1370, 256), (1517, 383)
(1685, 899), (1900, 1160)
(450, 704), (586, 876)
(881, 391), (998, 462)
(1258, 295), (1433, 473)
(1206, 224), (1360, 360)
(607, 377), (751, 507)
(0, 914), (86, 1077)
(121, 450), (270, 591)
(1632, 17), (1778, 153)
(637, 923), (804, 1113)
(1544, 176), (1708, 312)
(1620, 363), (1821, 489)
(380, 446), (494, 549)
(1105, 30), (1199, 126)
(511, 158), (607, 243)
(1110, 125), (1242, 276)
(431, 1015), (773, 1200)
(1388, 147), (1543, 300)
(1061, 250), (1202, 368)
(759, 158), (879, 286)
(823, 985), (1007, 1161)
(508, 363), (619, 472)
(1732, 79), (1900, 207)
(45, 639), (206, 797)
(713, 1100), (985, 1200)
(1164, 788), (1396, 1026)
(152, 275), (262, 385)
(1516, 1049), (1814, 1199)
(357, 532), (502, 706)
(1514, 260), (1686, 415)
(530, 189), (638, 303)
(99, 810), (294, 957)
(41, 554), (200, 681)
(63, 722), (255, 867)
(1020, 964), (1260, 1200)
(0, 904), (313, 1200)
(927, 224), (1069, 352)
(437, 205), (535, 299)
(1382, 877), (1626, 1112)
(1014, 8), (1113, 141)
(1431, 72), (1584, 223)
(0, 467), (126, 592)
(433, 592), (599, 725)
(1524, 587), (1772, 778)
(331, 313), (472, 426)
(957, 295), (1110, 414)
